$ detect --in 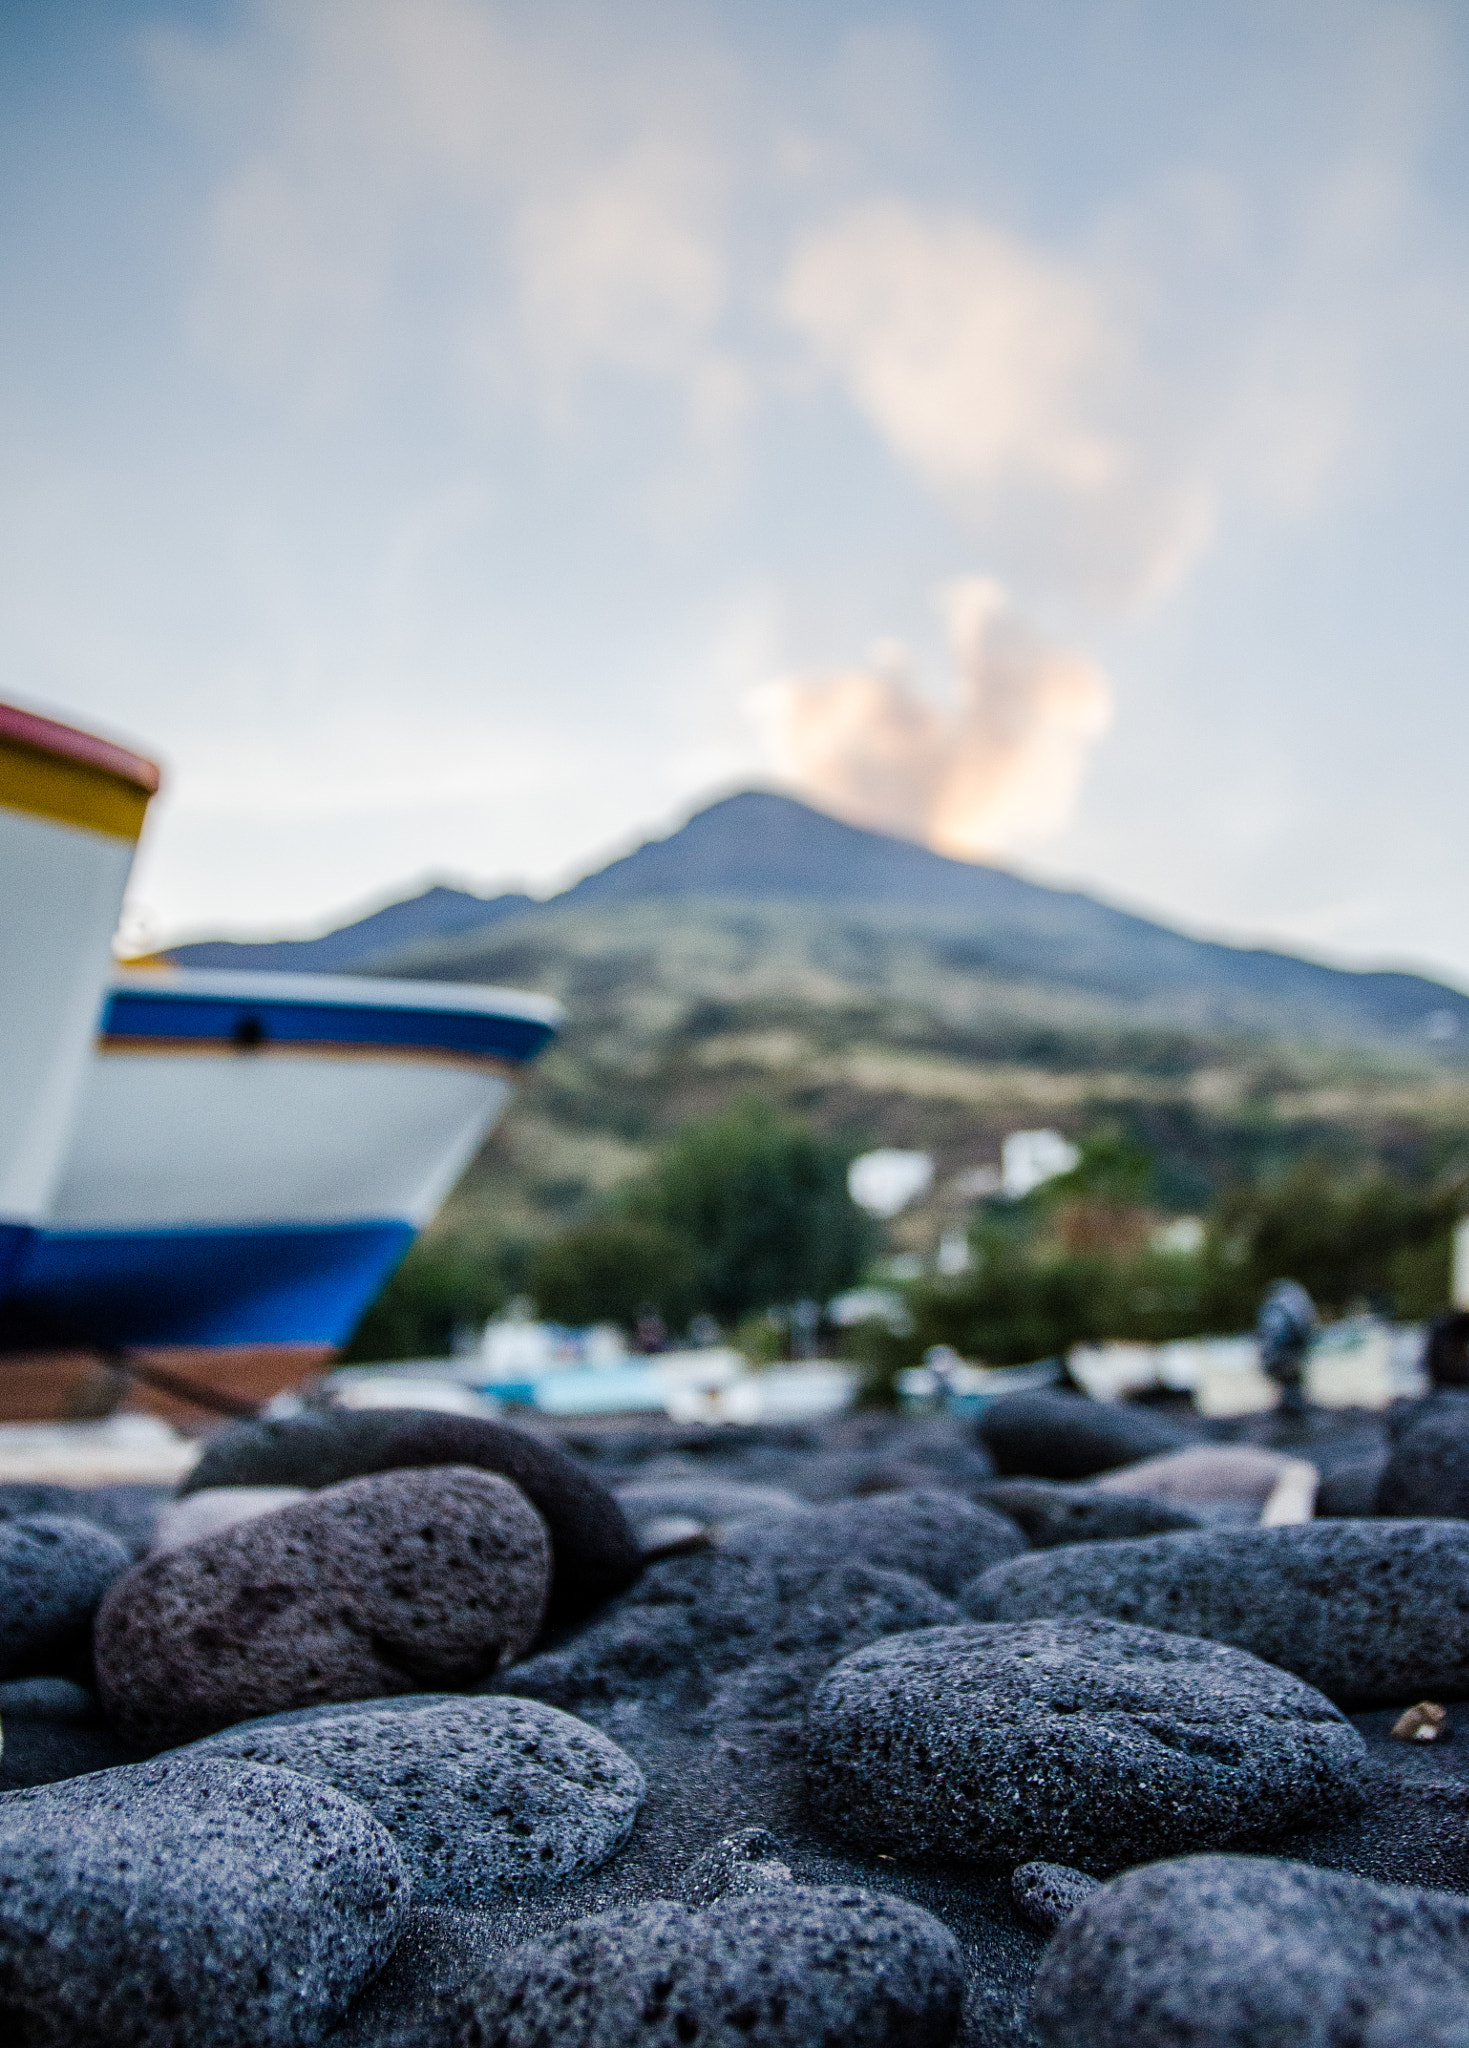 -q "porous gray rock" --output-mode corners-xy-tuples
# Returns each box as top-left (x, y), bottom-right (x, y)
(965, 1521), (1469, 1704)
(805, 1618), (1365, 1871)
(1375, 1395), (1469, 1516)
(0, 1514), (130, 1680)
(149, 1485), (309, 1553)
(977, 1391), (1195, 1479)
(679, 1827), (794, 1904)
(500, 1542), (958, 1736)
(979, 1478), (1202, 1547)
(181, 1409), (640, 1624)
(0, 1753), (407, 2048)
(468, 1886), (965, 2046)
(1030, 1855), (1469, 2048)
(725, 1487), (1026, 1597)
(1011, 1863), (1100, 1934)
(191, 1695), (644, 1906)
(95, 1467), (551, 1746)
